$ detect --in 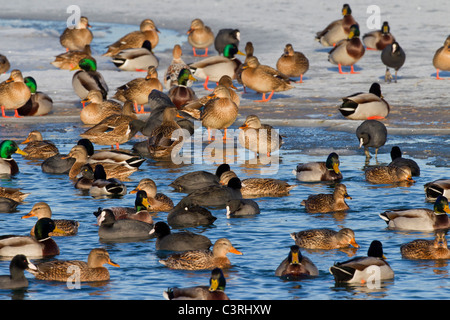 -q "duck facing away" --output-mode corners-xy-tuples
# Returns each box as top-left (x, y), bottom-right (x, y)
(276, 43), (309, 83)
(400, 231), (450, 260)
(301, 183), (351, 213)
(293, 152), (342, 182)
(379, 195), (450, 231)
(169, 163), (230, 192)
(432, 35), (450, 80)
(159, 238), (242, 270)
(21, 202), (79, 236)
(31, 248), (119, 282)
(275, 245), (319, 280)
(339, 83), (390, 120)
(329, 240), (394, 284)
(167, 204), (217, 228)
(163, 267), (229, 300)
(388, 146), (420, 176)
(0, 254), (37, 289)
(291, 228), (359, 249)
